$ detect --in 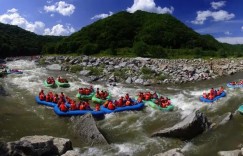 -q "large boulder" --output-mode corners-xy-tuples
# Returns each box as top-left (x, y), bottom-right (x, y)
(152, 111), (211, 140)
(154, 148), (184, 156)
(0, 141), (8, 155)
(46, 64), (62, 71)
(72, 114), (108, 146)
(1, 135), (72, 156)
